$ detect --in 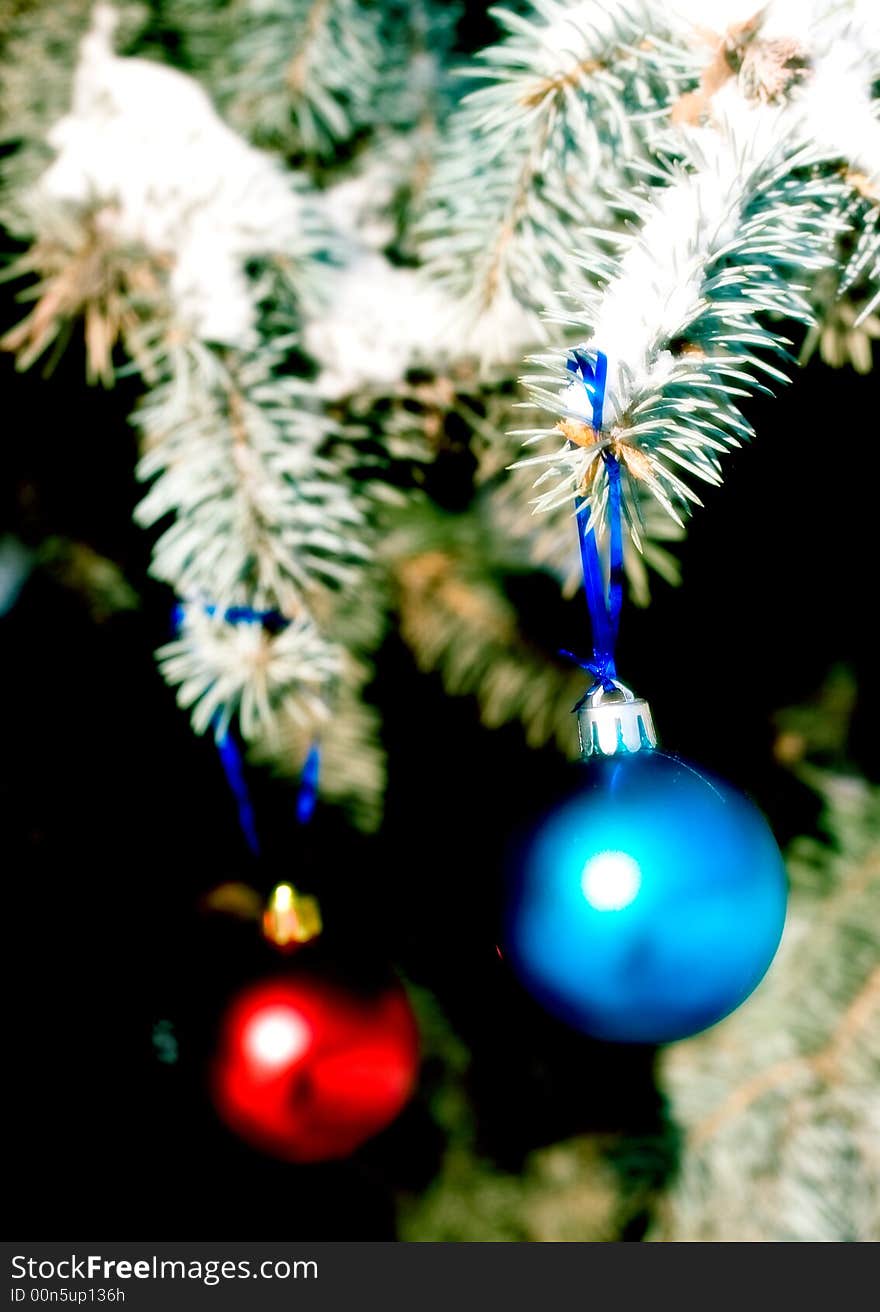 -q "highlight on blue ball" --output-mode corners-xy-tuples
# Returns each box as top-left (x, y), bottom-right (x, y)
(501, 751), (788, 1044)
